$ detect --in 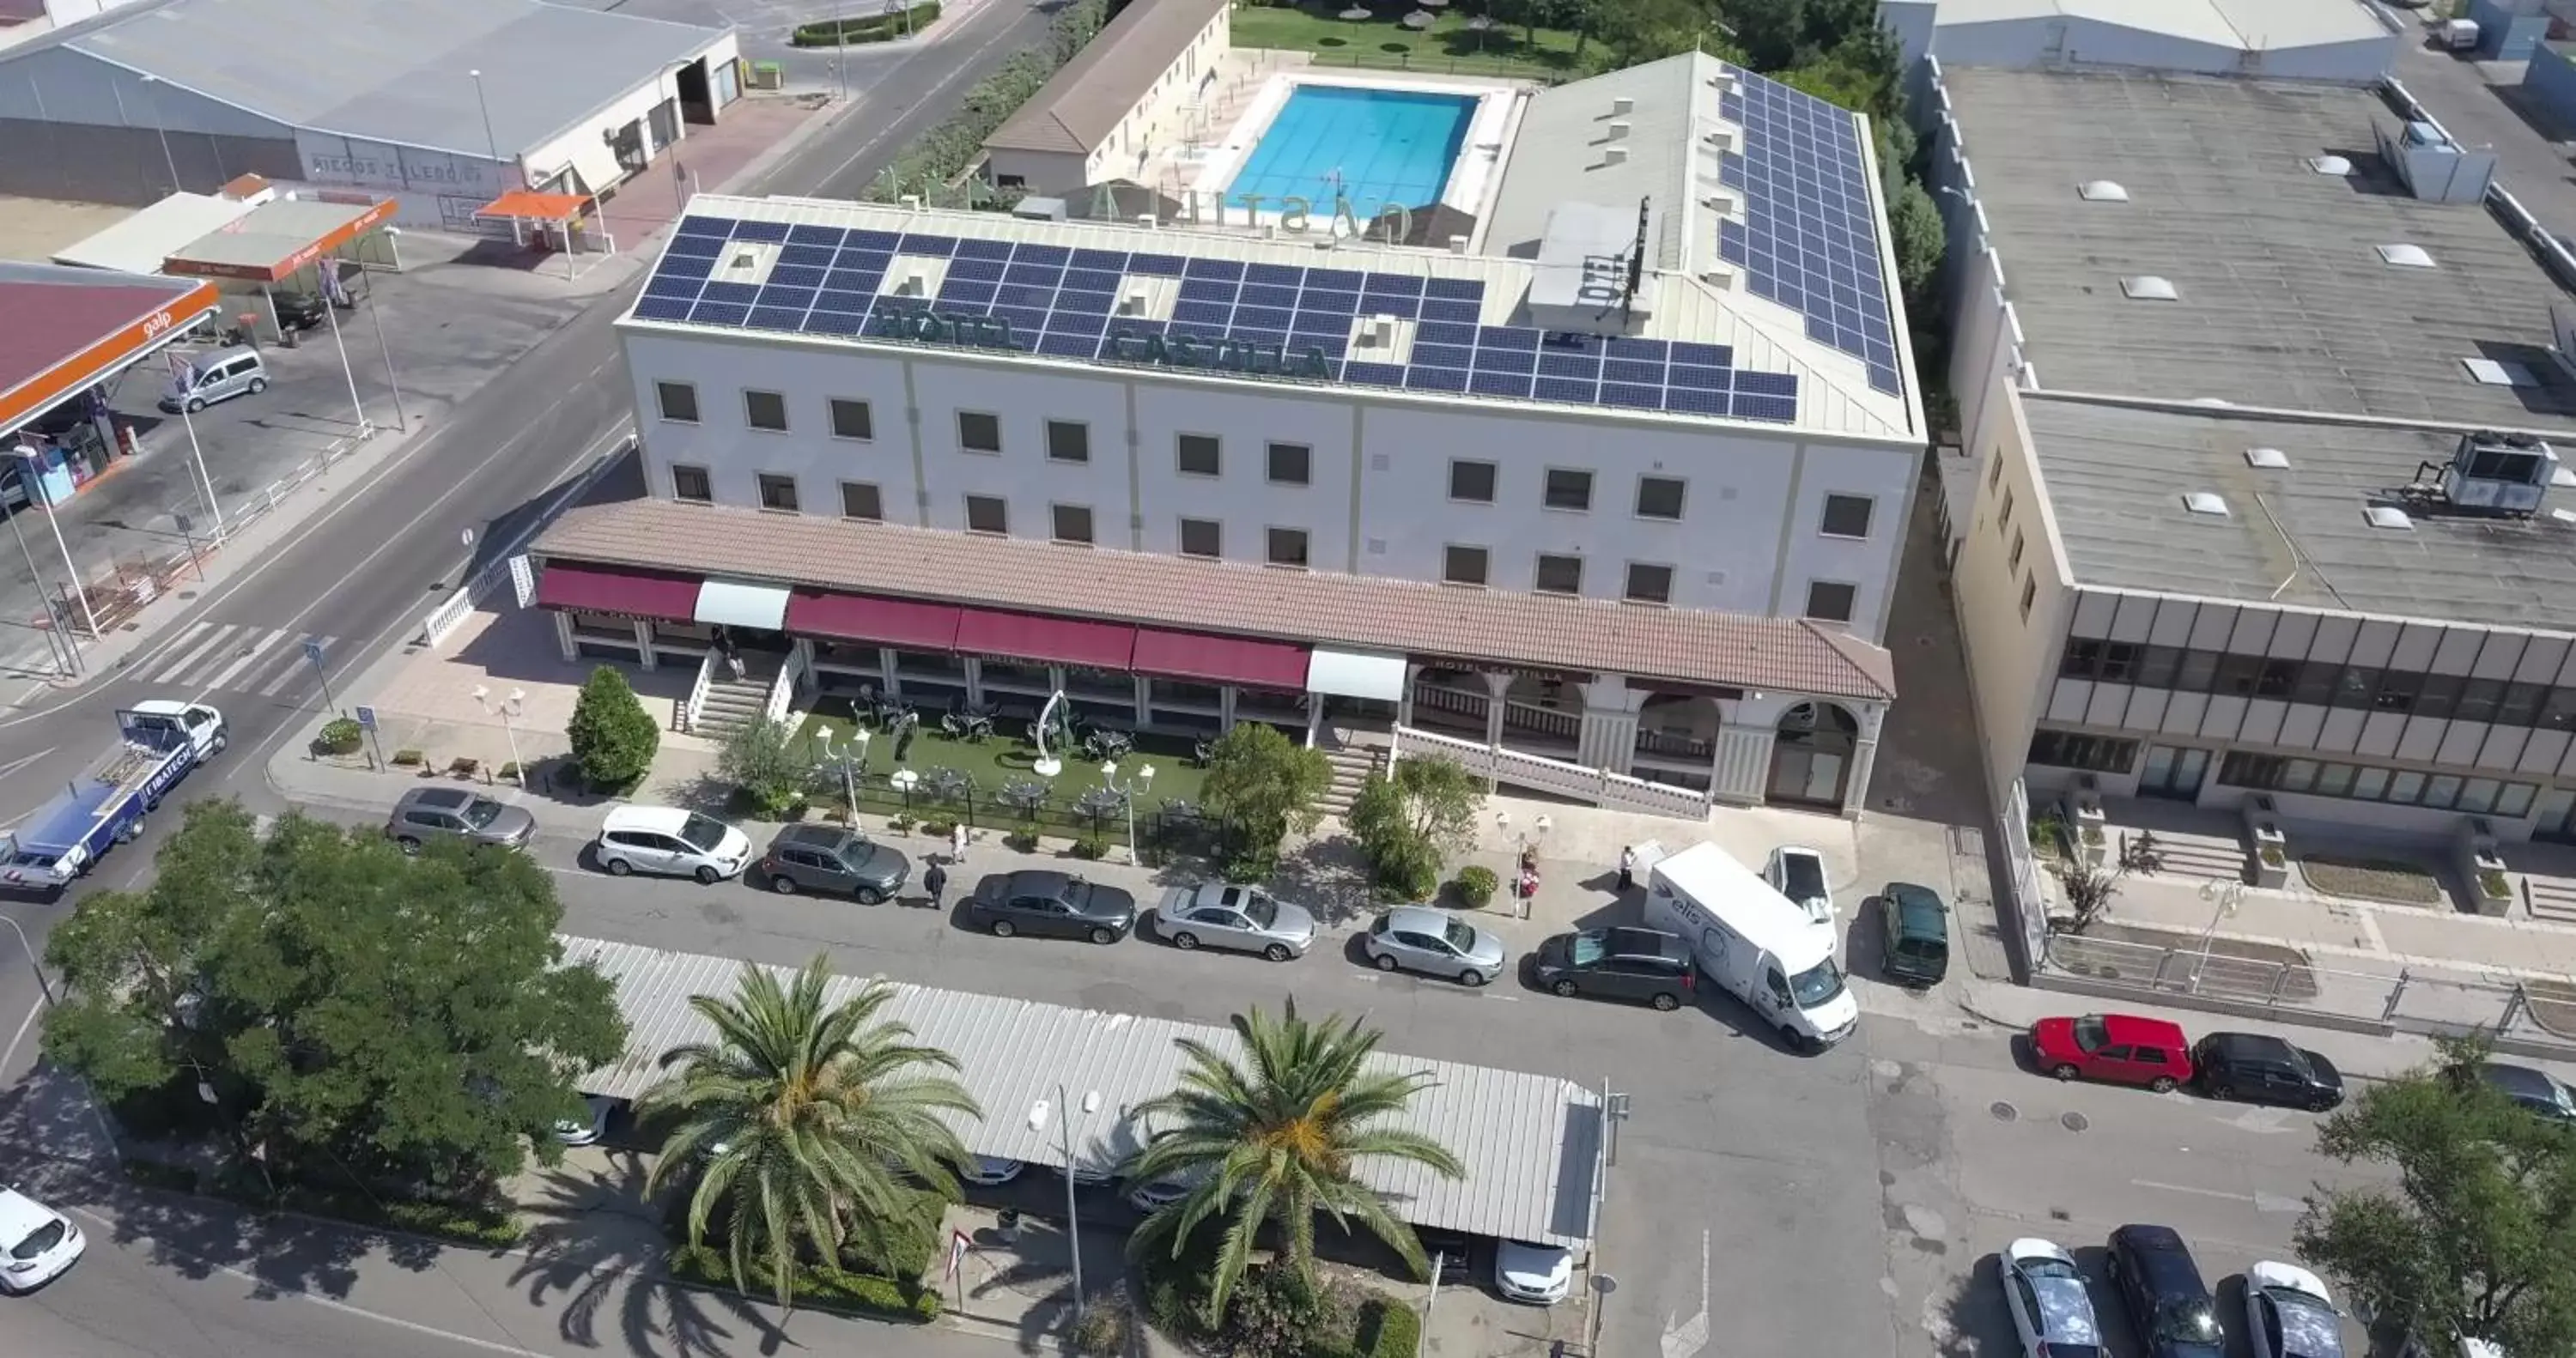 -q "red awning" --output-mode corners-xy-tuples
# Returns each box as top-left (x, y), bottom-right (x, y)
(533, 563), (702, 621)
(1131, 627), (1309, 689)
(785, 591), (963, 650)
(954, 608), (1137, 670)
